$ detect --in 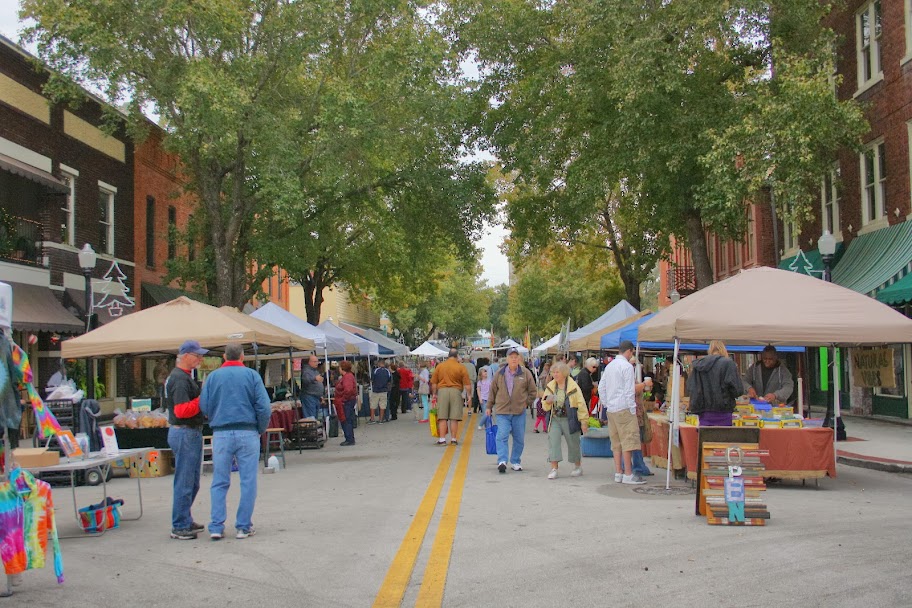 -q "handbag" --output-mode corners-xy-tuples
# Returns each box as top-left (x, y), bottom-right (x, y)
(566, 392), (582, 435)
(485, 418), (497, 455)
(429, 409), (438, 437)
